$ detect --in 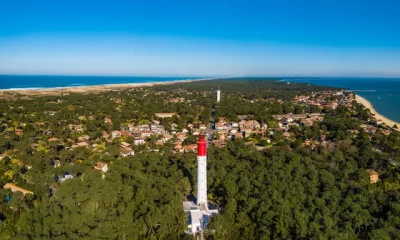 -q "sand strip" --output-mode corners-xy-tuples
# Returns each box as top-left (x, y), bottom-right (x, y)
(355, 94), (400, 128)
(0, 78), (214, 96)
